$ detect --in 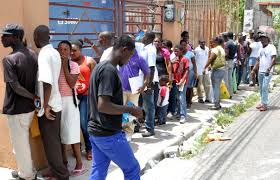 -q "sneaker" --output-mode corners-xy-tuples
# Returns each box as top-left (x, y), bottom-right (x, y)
(204, 99), (211, 103)
(142, 131), (155, 137)
(198, 99), (204, 103)
(209, 105), (221, 110)
(179, 117), (187, 124)
(167, 112), (174, 119)
(256, 104), (263, 109)
(12, 171), (37, 180)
